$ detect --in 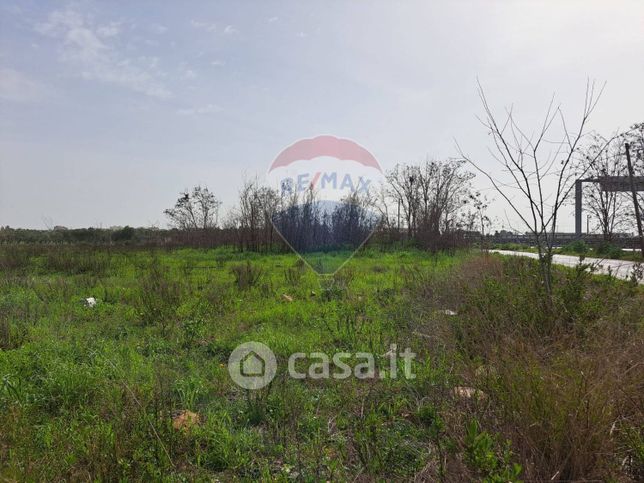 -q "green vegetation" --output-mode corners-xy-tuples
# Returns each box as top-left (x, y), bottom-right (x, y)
(560, 241), (643, 261)
(0, 245), (642, 481)
(559, 240), (591, 255)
